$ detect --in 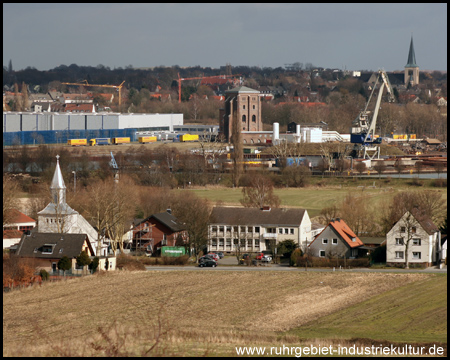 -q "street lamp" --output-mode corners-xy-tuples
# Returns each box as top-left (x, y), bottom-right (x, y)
(72, 171), (76, 193)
